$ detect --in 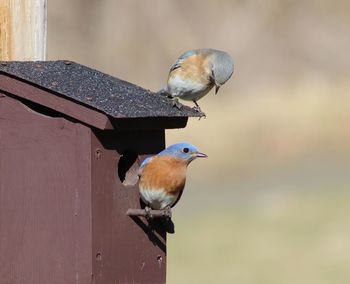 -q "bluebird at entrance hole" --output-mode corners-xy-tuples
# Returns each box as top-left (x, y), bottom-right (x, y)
(158, 48), (234, 117)
(138, 143), (207, 212)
